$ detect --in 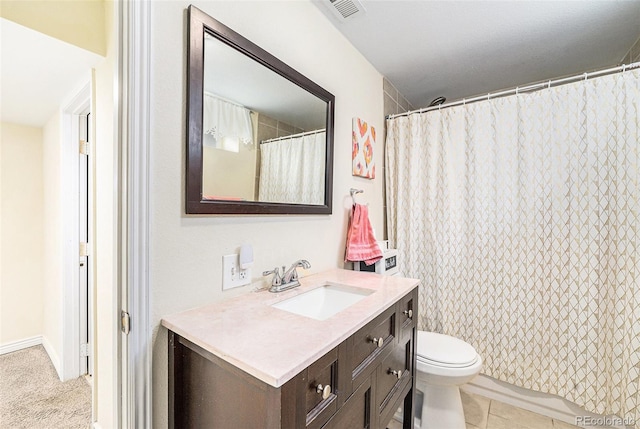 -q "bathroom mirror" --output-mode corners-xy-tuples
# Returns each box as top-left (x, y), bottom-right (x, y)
(186, 5), (335, 214)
